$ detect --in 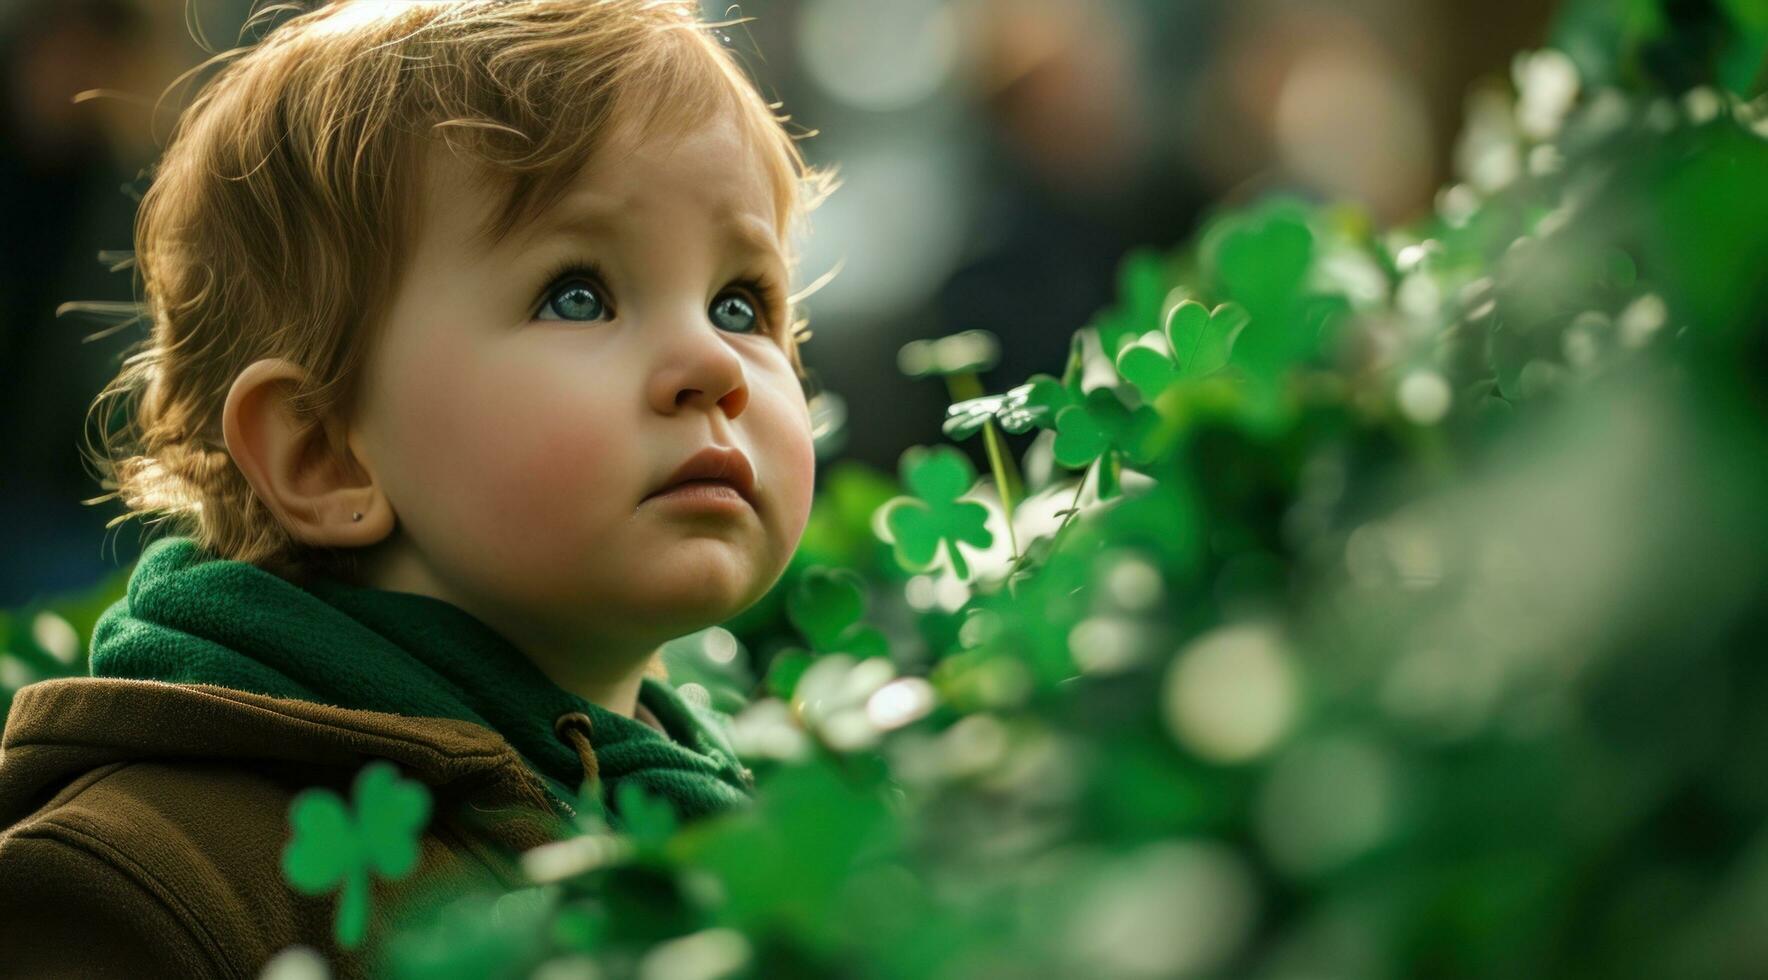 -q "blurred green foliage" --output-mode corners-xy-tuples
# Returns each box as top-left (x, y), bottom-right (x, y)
(6, 2), (1768, 978)
(282, 760), (432, 951)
